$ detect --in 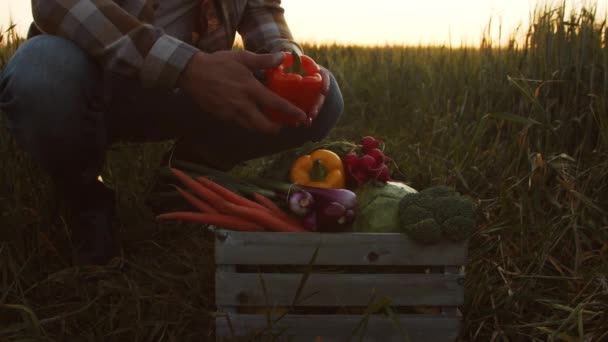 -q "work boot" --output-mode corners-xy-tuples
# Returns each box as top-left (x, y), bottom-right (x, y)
(62, 179), (121, 266)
